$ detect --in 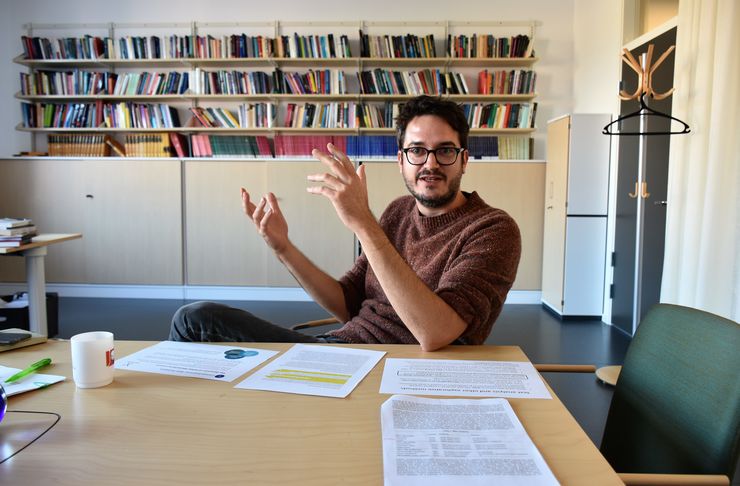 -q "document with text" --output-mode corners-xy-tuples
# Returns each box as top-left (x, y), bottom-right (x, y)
(379, 358), (551, 399)
(235, 344), (385, 398)
(381, 395), (559, 486)
(114, 341), (278, 381)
